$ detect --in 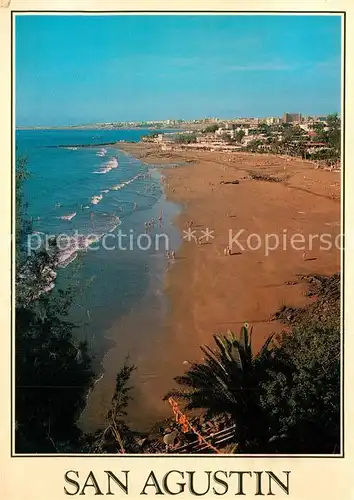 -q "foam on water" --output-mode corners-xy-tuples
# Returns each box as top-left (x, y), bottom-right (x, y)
(93, 156), (118, 174)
